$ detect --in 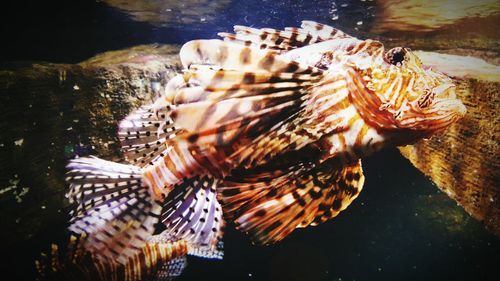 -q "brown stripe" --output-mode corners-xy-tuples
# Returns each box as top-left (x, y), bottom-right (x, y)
(289, 31), (298, 44)
(303, 33), (313, 45)
(164, 154), (183, 181)
(258, 53), (275, 71)
(243, 72), (256, 84)
(194, 41), (202, 59)
(217, 44), (229, 63)
(240, 47), (252, 64)
(173, 144), (191, 176)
